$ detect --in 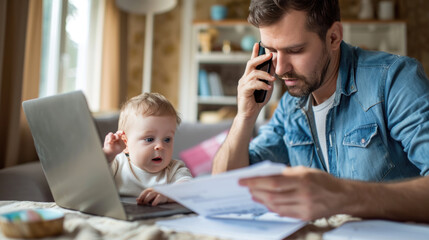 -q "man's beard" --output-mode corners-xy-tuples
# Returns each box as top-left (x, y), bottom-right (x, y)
(276, 50), (331, 98)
